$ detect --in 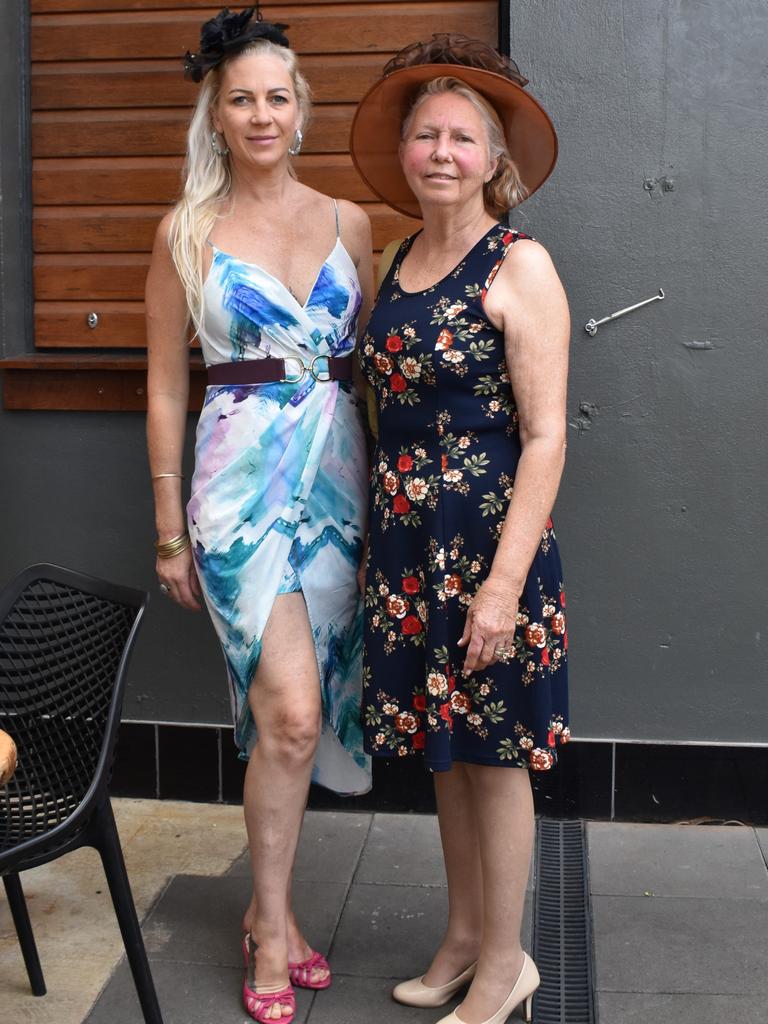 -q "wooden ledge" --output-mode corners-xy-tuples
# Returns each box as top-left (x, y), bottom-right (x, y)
(1, 353), (206, 411)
